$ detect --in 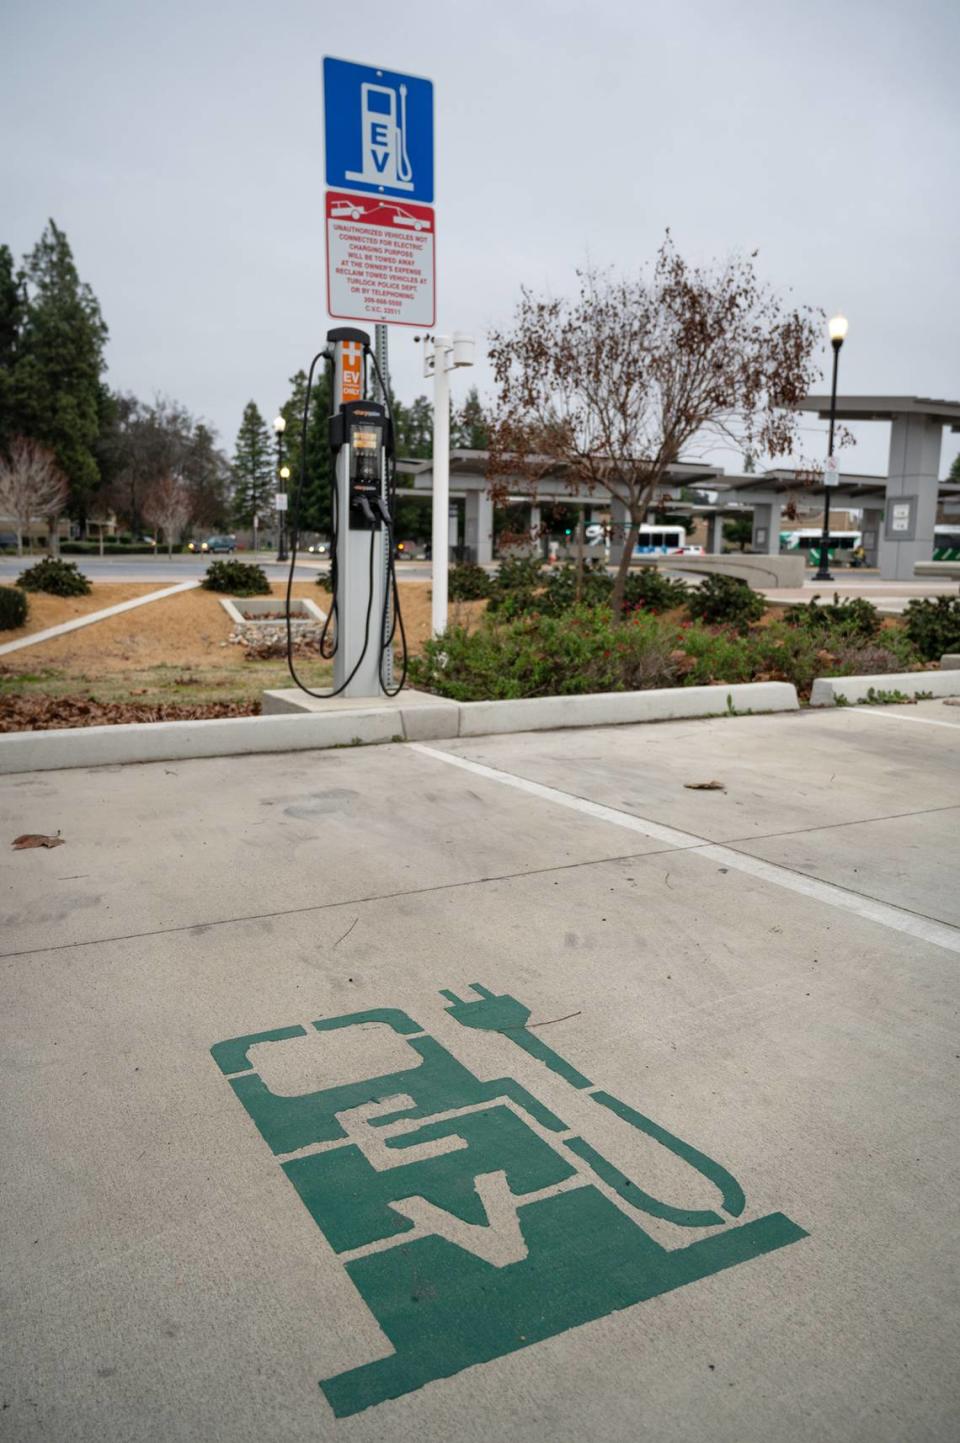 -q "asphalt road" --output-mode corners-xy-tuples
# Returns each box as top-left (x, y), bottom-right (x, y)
(0, 554), (434, 582)
(2, 700), (958, 1441)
